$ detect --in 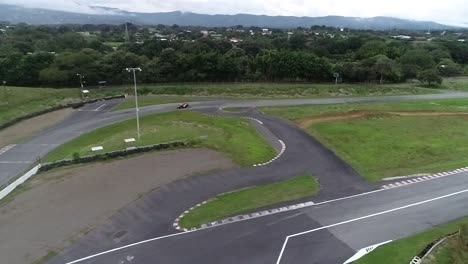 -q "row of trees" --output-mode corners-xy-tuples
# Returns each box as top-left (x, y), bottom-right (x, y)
(0, 24), (467, 87)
